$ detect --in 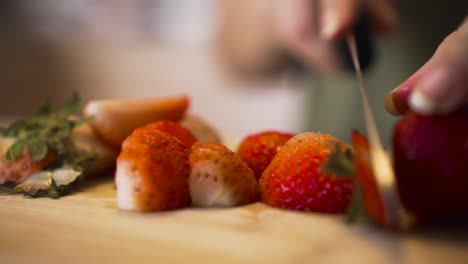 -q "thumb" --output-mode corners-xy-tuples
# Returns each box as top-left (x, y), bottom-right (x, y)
(385, 17), (468, 116)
